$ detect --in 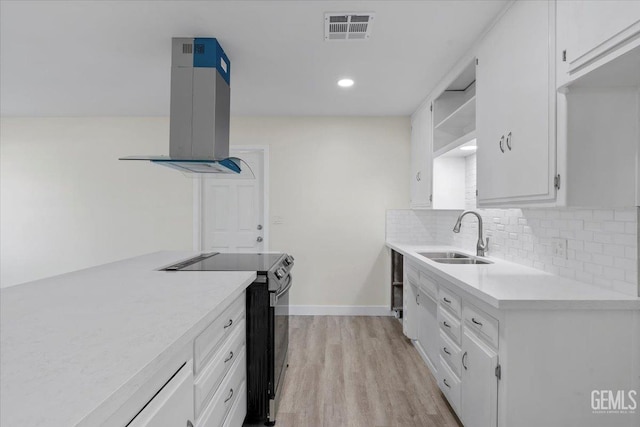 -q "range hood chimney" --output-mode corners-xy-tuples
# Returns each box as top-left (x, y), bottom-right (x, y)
(120, 37), (241, 174)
